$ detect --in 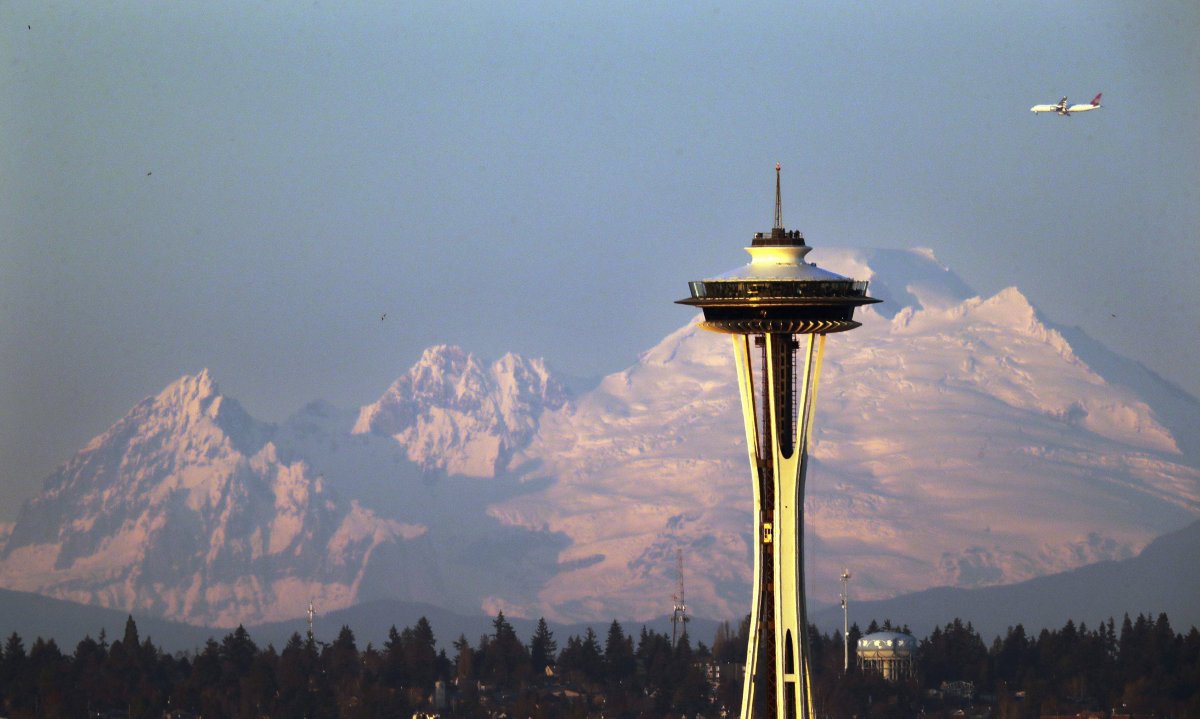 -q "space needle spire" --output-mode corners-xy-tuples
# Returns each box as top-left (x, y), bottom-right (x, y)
(678, 165), (878, 719)
(774, 162), (783, 231)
